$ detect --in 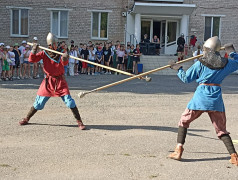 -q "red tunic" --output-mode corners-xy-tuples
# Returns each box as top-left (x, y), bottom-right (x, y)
(29, 51), (70, 97)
